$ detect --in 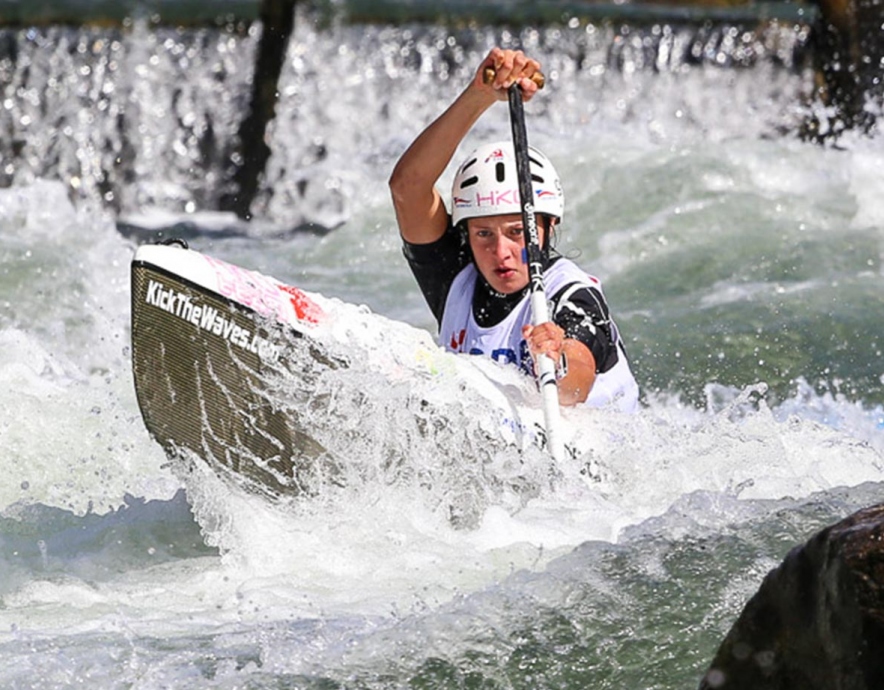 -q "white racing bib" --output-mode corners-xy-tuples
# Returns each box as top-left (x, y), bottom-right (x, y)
(439, 259), (639, 412)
